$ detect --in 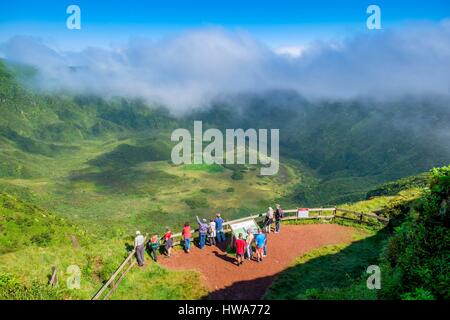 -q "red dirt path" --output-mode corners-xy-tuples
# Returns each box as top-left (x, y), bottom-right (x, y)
(159, 224), (355, 299)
